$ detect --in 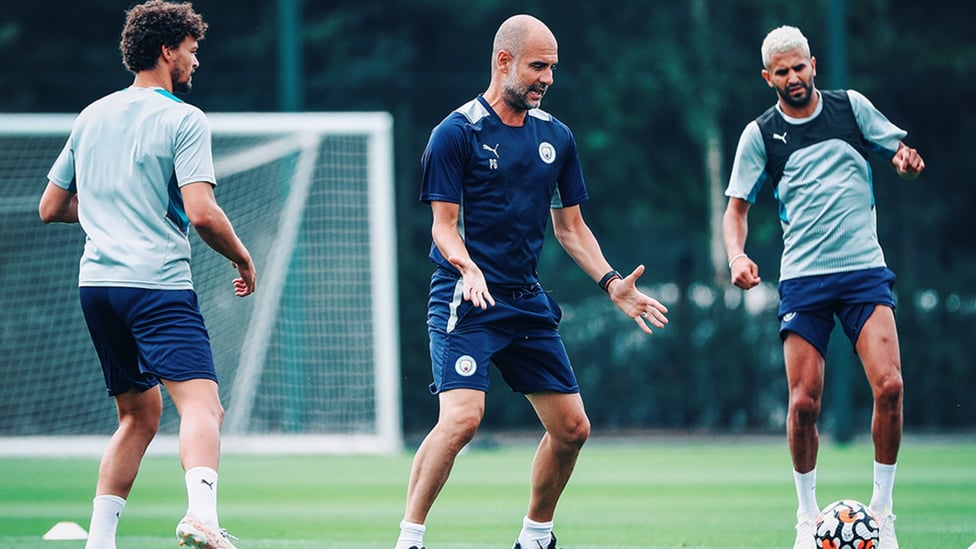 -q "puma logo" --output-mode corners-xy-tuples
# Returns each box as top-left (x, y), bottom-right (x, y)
(201, 479), (215, 490)
(482, 143), (500, 158)
(773, 131), (787, 144)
